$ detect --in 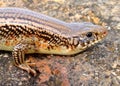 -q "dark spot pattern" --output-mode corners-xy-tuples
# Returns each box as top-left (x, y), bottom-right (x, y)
(0, 24), (70, 49)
